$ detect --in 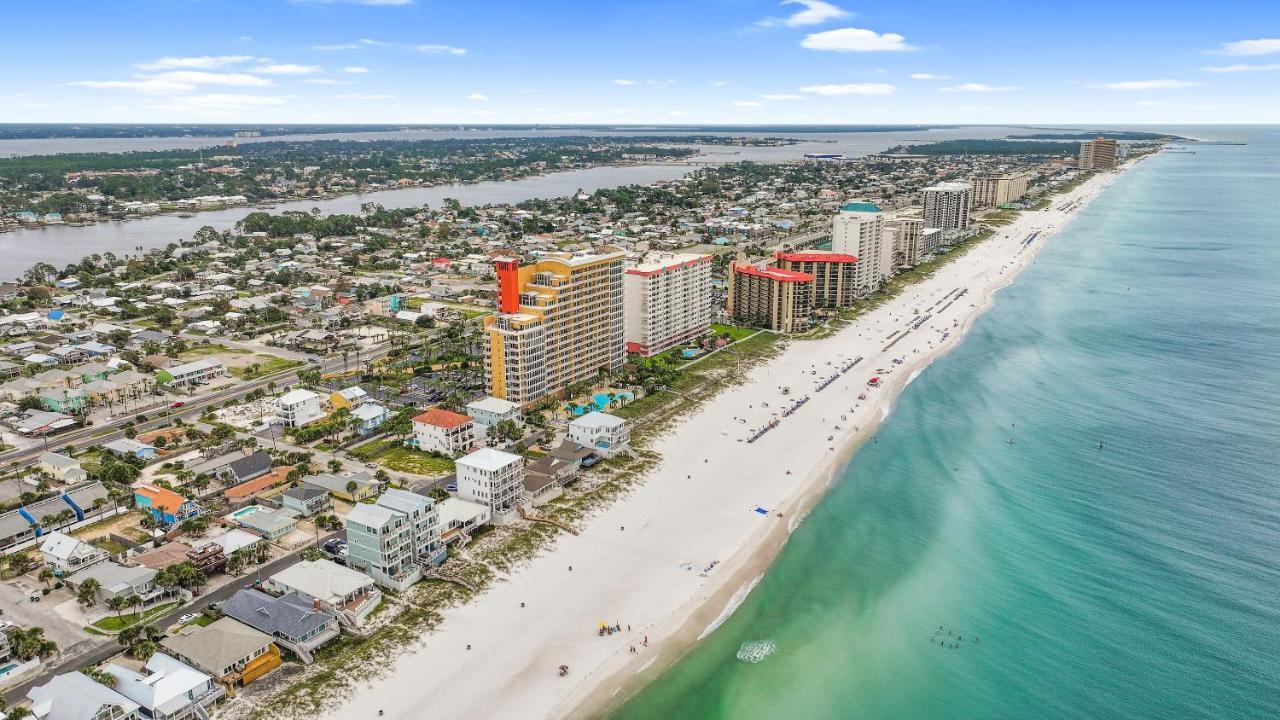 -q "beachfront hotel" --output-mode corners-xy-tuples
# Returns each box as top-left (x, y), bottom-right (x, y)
(623, 252), (713, 358)
(1078, 136), (1118, 170)
(484, 251), (625, 406)
(922, 182), (972, 233)
(831, 202), (891, 296)
(887, 217), (942, 268)
(726, 261), (814, 333)
(773, 250), (860, 307)
(970, 172), (1032, 208)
